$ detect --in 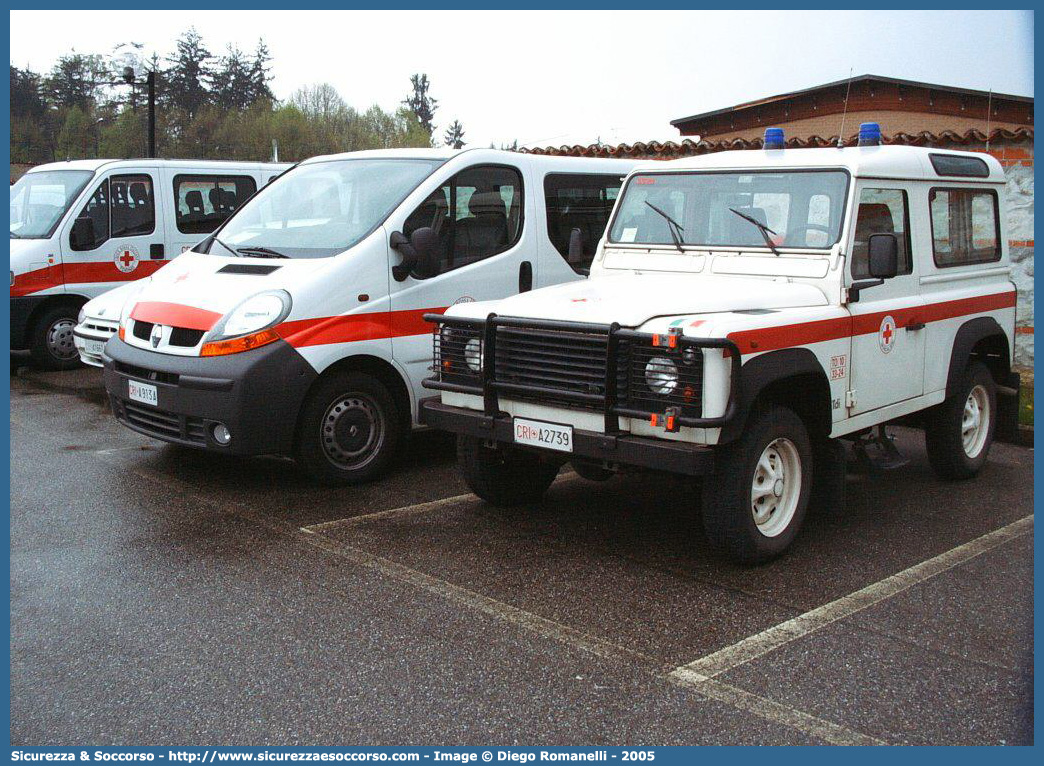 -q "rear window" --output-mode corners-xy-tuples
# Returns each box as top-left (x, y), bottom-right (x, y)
(174, 174), (257, 234)
(929, 188), (1001, 267)
(929, 154), (990, 178)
